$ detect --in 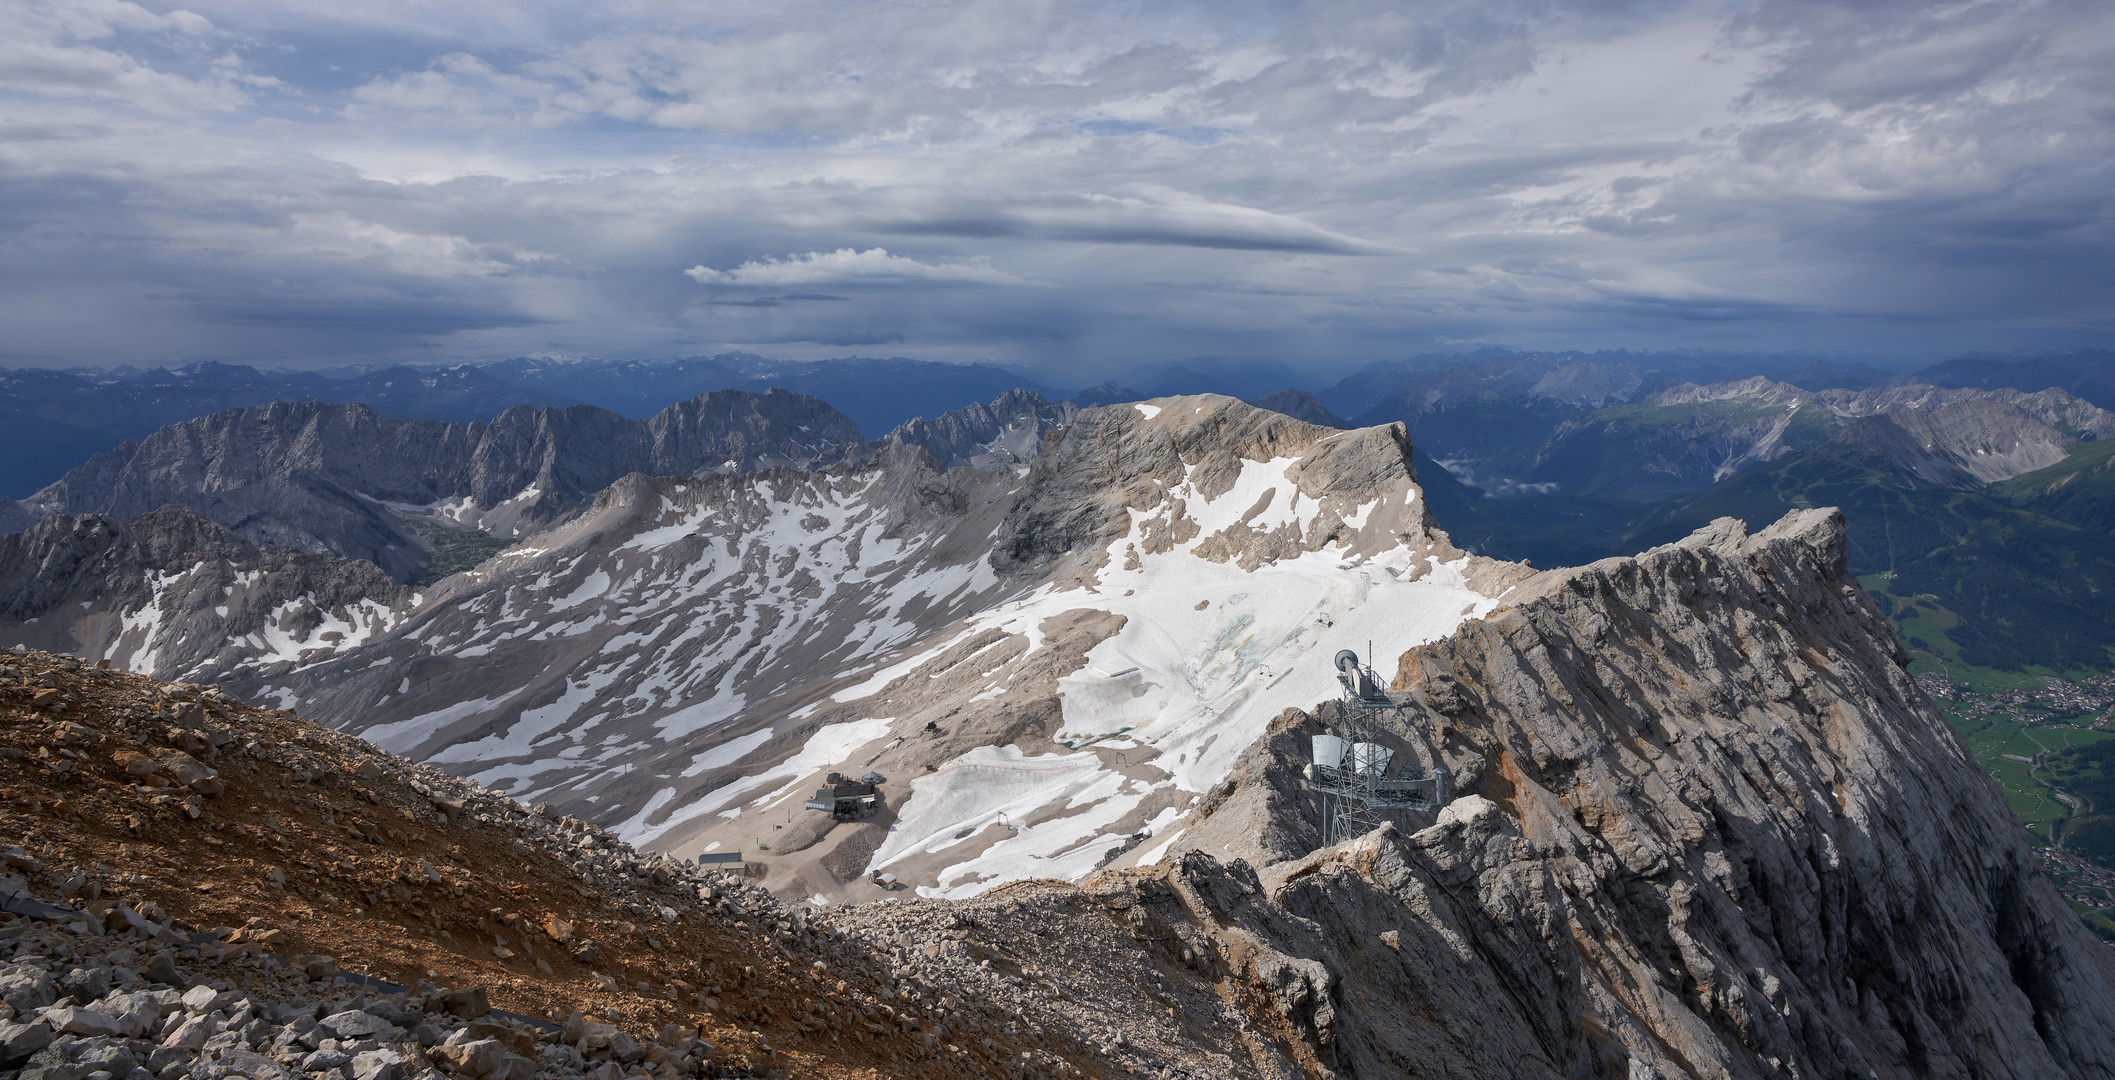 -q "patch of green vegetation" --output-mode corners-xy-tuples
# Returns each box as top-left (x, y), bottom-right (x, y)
(403, 520), (514, 588)
(2079, 907), (2115, 942)
(1623, 441), (2115, 673)
(2049, 739), (2115, 866)
(1996, 436), (2115, 531)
